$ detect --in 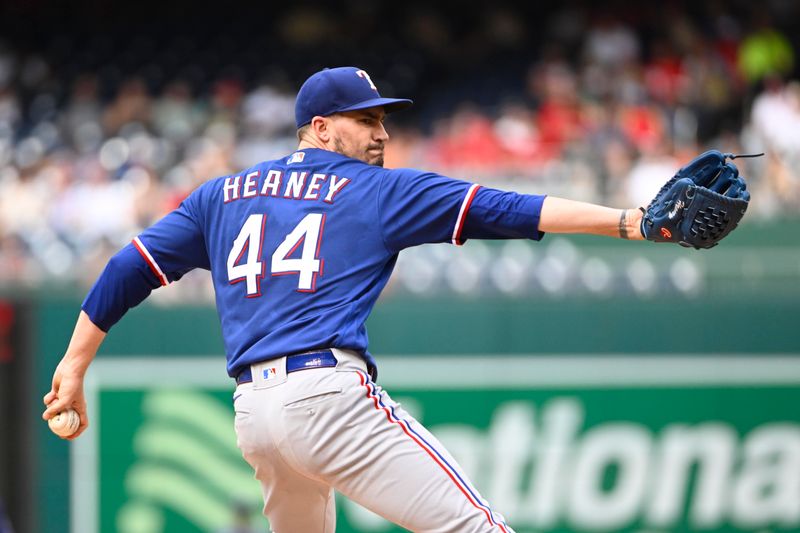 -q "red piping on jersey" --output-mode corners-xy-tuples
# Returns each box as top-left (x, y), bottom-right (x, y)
(357, 371), (509, 532)
(132, 237), (168, 287)
(452, 184), (481, 246)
